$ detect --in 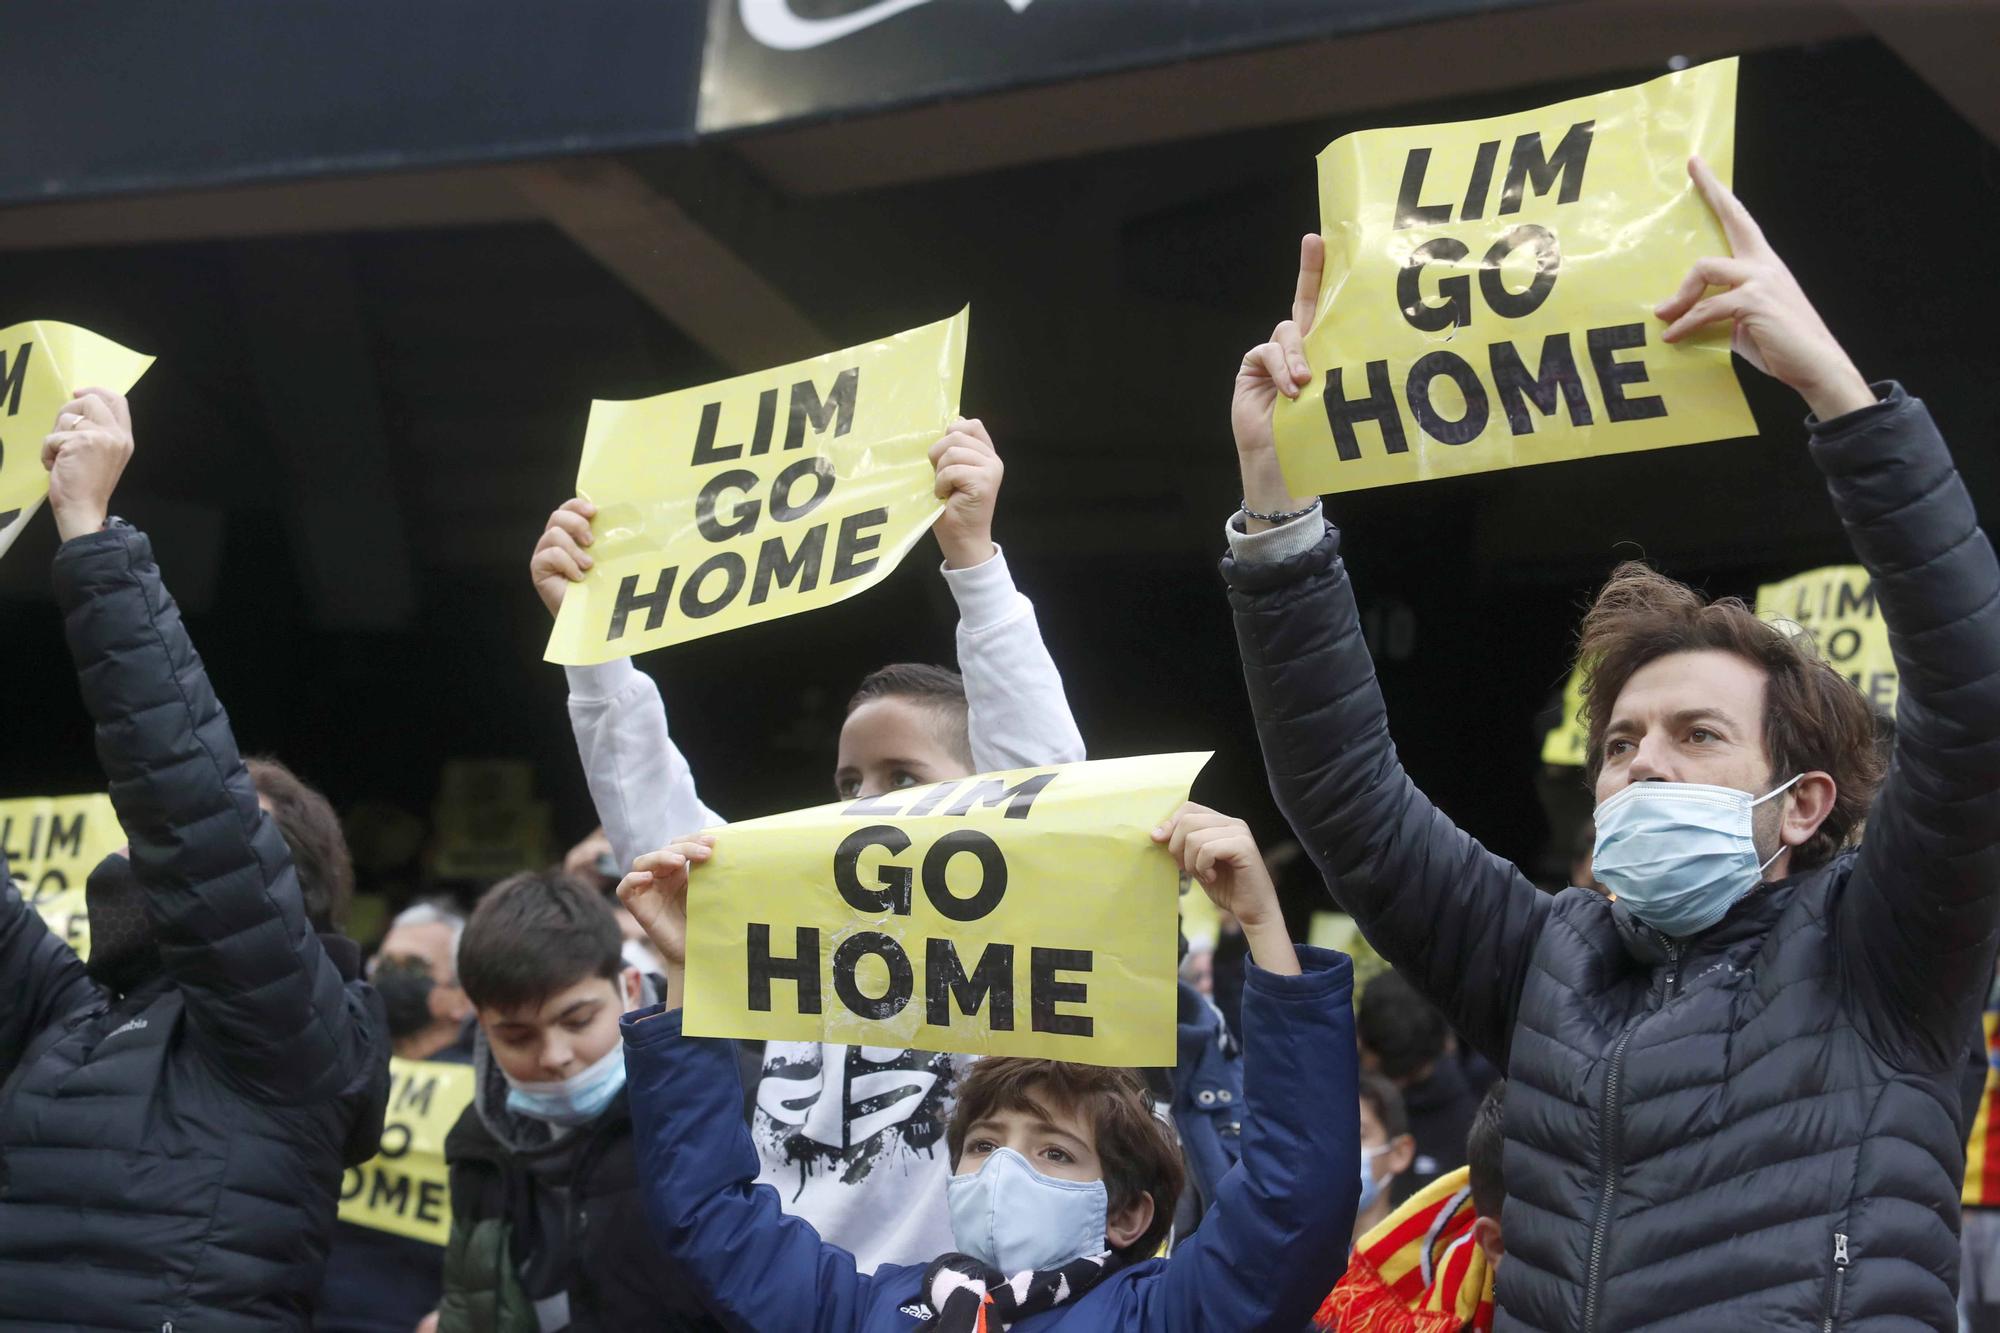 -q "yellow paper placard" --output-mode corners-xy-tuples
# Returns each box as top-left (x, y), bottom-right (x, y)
(1756, 564), (1897, 713)
(1541, 661), (1589, 767)
(684, 753), (1212, 1067)
(1275, 59), (1754, 494)
(0, 322), (155, 531)
(6, 793), (126, 961)
(338, 1056), (476, 1247)
(546, 310), (968, 664)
